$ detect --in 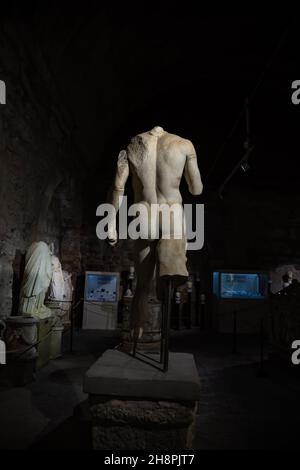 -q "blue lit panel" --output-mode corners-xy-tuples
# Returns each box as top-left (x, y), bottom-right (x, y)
(85, 274), (118, 303)
(220, 273), (265, 299)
